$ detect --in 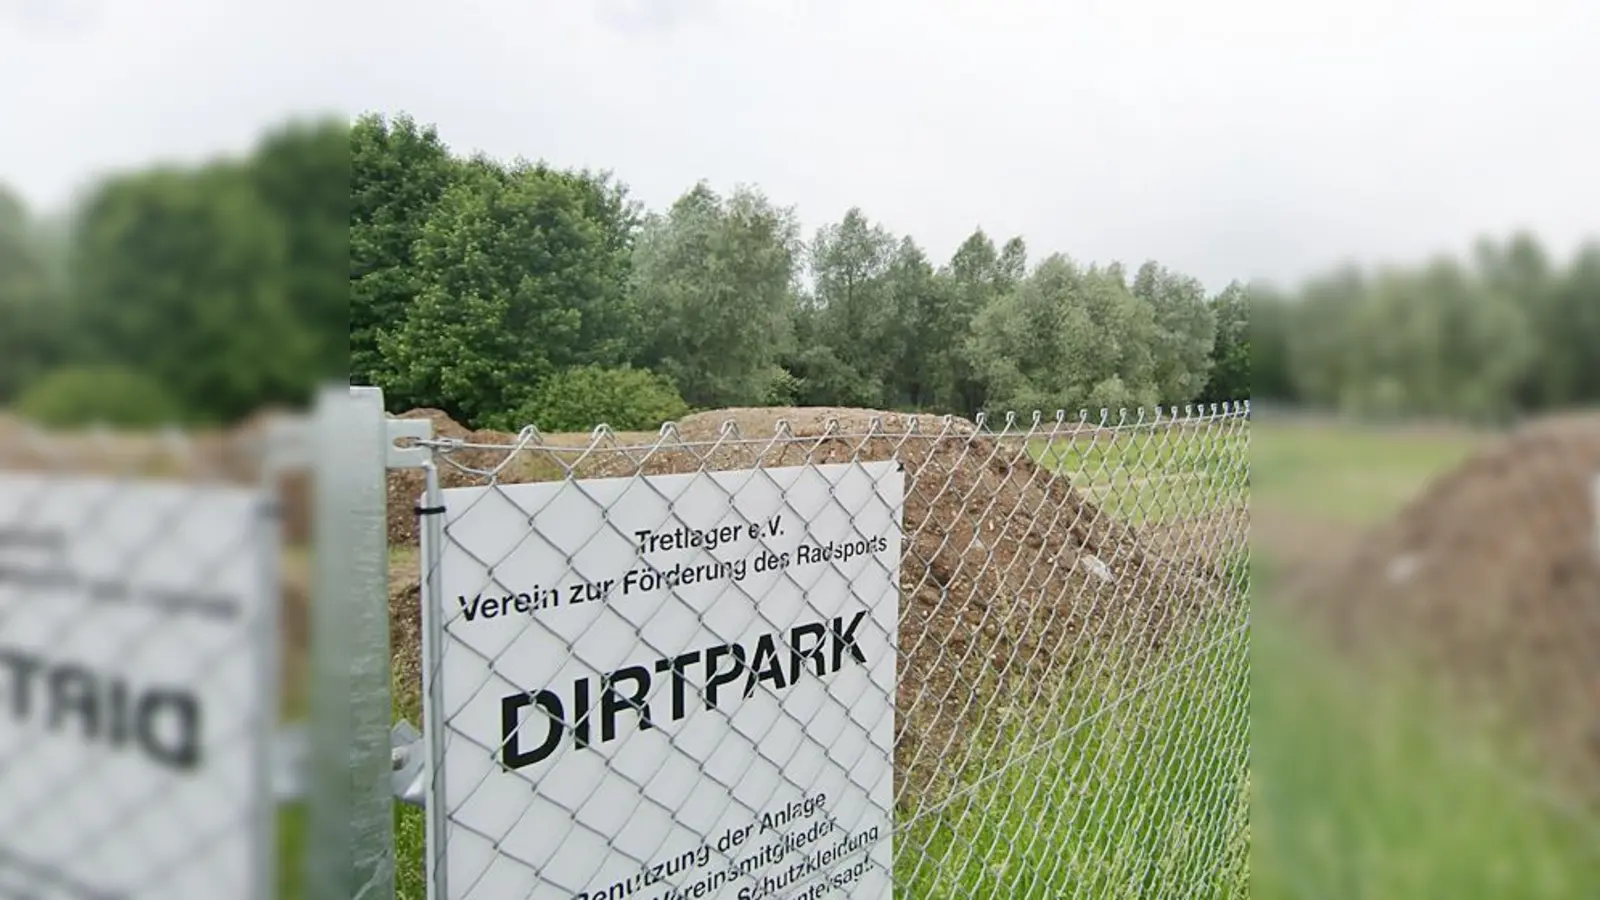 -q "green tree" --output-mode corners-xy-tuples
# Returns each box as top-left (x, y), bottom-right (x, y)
(1285, 264), (1368, 408)
(14, 365), (185, 429)
(248, 117), (352, 389)
(0, 186), (67, 404)
(350, 113), (461, 391)
(1473, 232), (1600, 410)
(966, 254), (1160, 414)
(937, 229), (1009, 413)
(67, 162), (311, 423)
(1131, 261), (1218, 404)
(803, 208), (901, 407)
(537, 165), (644, 364)
(1330, 259), (1534, 420)
(1542, 242), (1600, 406)
(996, 236), (1028, 292)
(1200, 280), (1250, 403)
(504, 365), (688, 433)
(630, 182), (800, 408)
(879, 237), (947, 409)
(1248, 282), (1295, 403)
(377, 161), (630, 426)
